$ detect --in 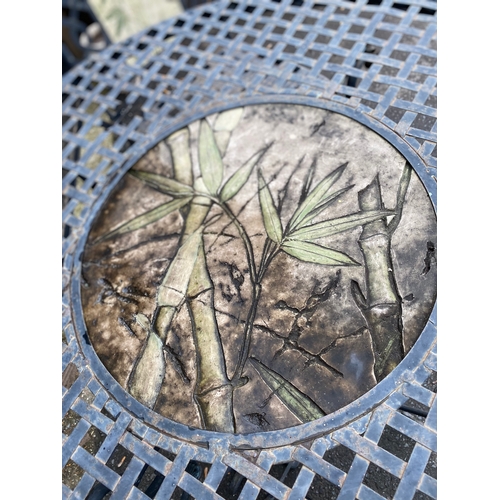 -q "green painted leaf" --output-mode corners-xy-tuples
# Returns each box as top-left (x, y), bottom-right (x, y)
(129, 170), (193, 196)
(298, 185), (354, 227)
(214, 107), (244, 132)
(282, 239), (360, 266)
(249, 357), (325, 422)
(288, 162), (348, 231)
(220, 146), (269, 202)
(95, 198), (191, 243)
(199, 119), (224, 195)
(289, 210), (394, 241)
(258, 170), (283, 243)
